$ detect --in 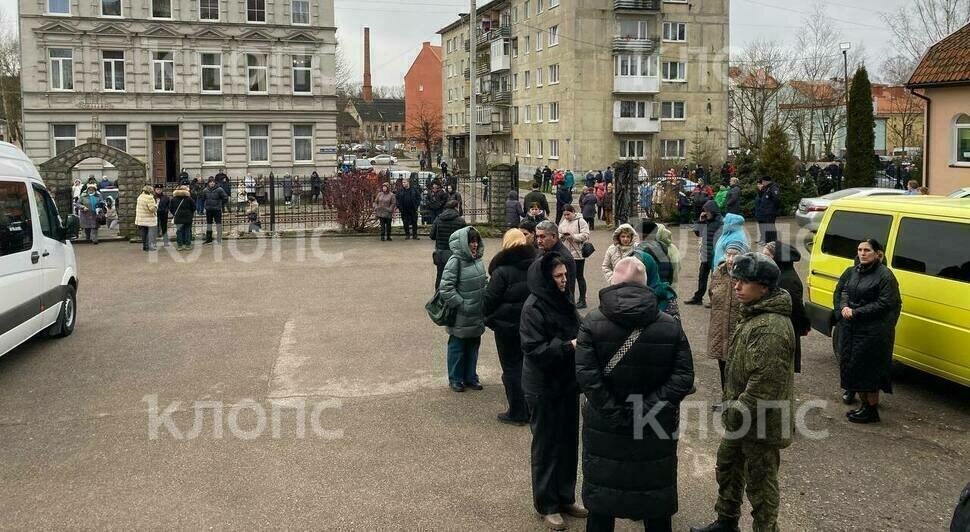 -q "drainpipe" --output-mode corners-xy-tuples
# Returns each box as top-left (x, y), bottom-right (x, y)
(909, 88), (931, 188)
